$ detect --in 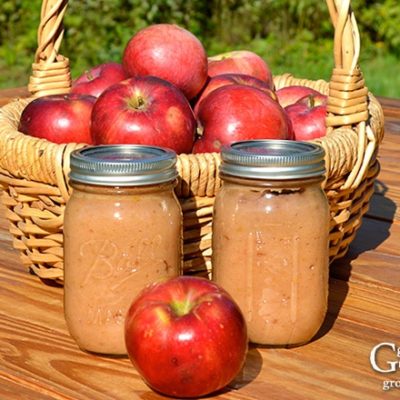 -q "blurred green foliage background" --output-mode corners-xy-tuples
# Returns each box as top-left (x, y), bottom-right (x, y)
(0, 0), (399, 97)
